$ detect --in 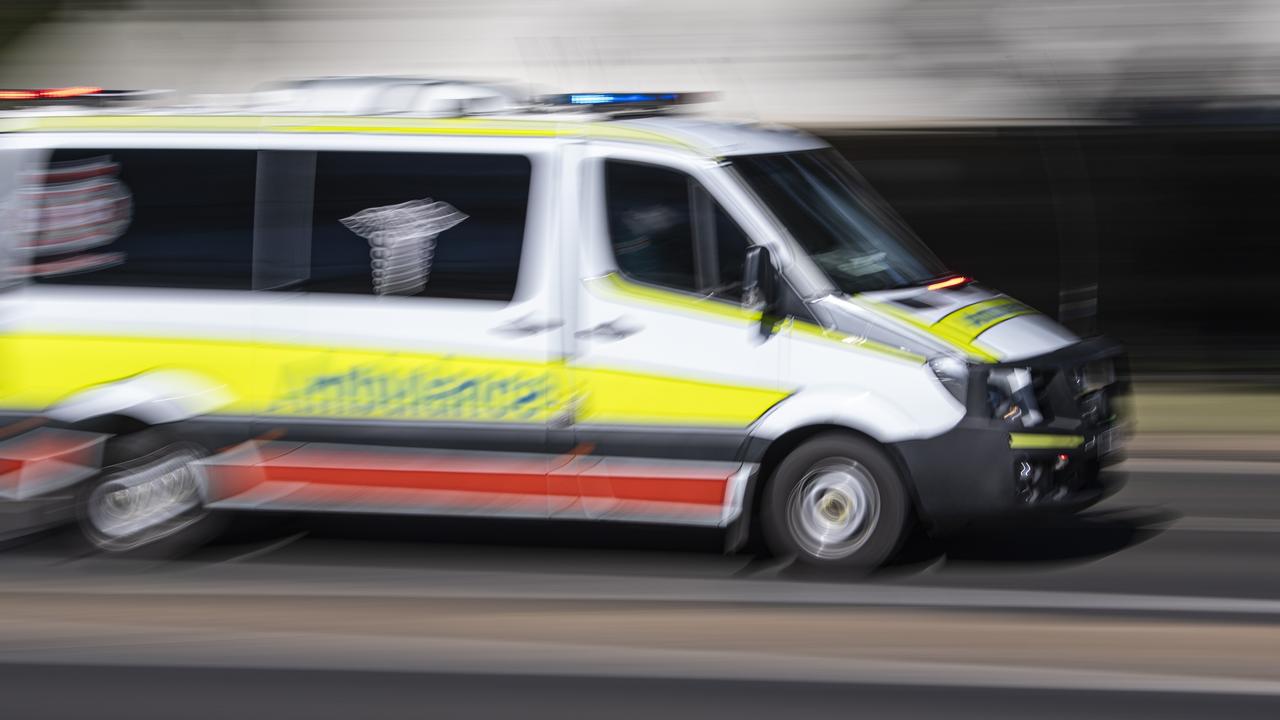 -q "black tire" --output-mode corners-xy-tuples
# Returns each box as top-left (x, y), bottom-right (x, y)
(760, 433), (911, 570)
(75, 427), (222, 555)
